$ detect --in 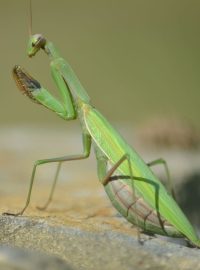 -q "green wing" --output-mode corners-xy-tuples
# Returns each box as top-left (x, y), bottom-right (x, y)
(82, 103), (200, 246)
